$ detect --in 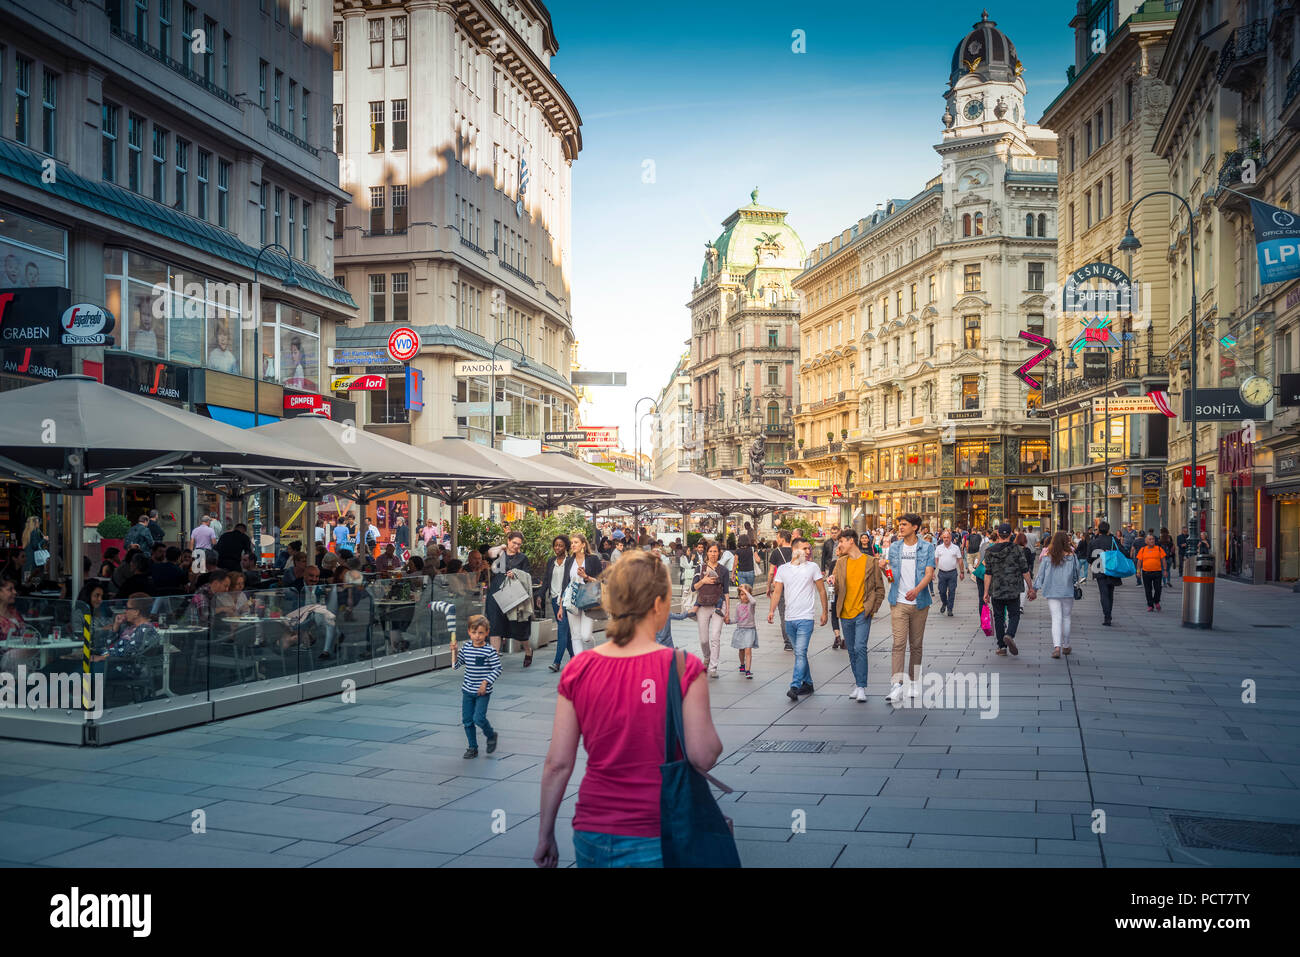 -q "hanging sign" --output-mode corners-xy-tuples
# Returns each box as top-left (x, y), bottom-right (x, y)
(1062, 262), (1134, 313)
(1250, 198), (1300, 284)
